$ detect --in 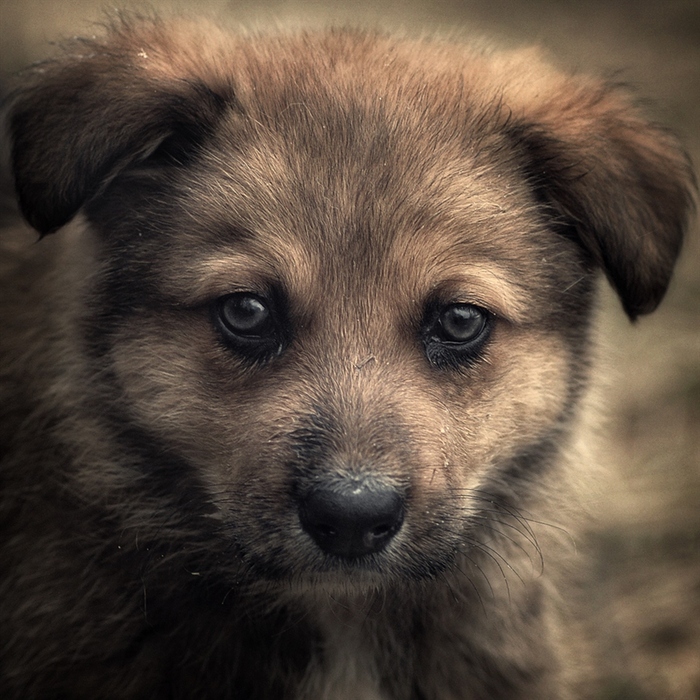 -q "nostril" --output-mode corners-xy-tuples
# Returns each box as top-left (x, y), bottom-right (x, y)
(298, 479), (404, 559)
(372, 524), (391, 536)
